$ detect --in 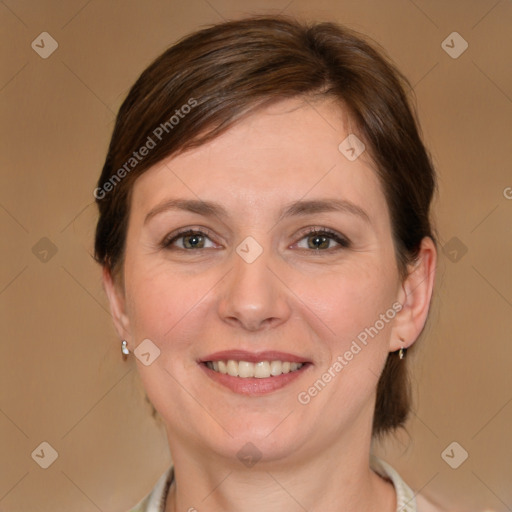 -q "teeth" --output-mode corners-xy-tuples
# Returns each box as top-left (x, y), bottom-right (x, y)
(227, 359), (239, 377)
(270, 360), (282, 376)
(254, 361), (270, 378)
(206, 359), (304, 378)
(218, 360), (228, 374)
(238, 361), (254, 378)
